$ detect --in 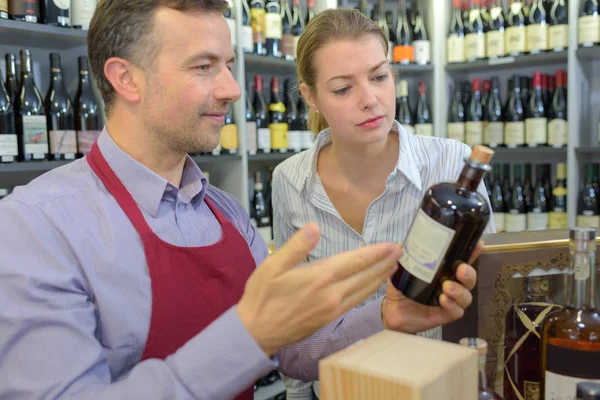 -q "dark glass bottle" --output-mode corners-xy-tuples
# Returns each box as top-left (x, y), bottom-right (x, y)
(524, 162), (534, 213)
(548, 0), (568, 50)
(465, 0), (486, 62)
(486, 0), (506, 59)
(5, 53), (18, 108)
(577, 382), (600, 400)
(490, 163), (506, 233)
(297, 96), (312, 150)
(74, 56), (101, 157)
(447, 0), (466, 64)
(280, 0), (294, 60)
(224, 0), (236, 49)
(506, 1), (527, 56)
(394, 0), (414, 64)
(264, 0), (282, 57)
(460, 338), (503, 400)
(466, 78), (484, 146)
(391, 146), (493, 305)
(254, 75), (270, 153)
(252, 171), (272, 243)
(527, 164), (550, 230)
(241, 0), (254, 53)
(41, 0), (70, 26)
(527, 0), (549, 53)
(0, 65), (17, 163)
(290, 0), (304, 59)
(284, 80), (301, 153)
(397, 80), (414, 130)
(505, 76), (526, 148)
(548, 69), (567, 148)
(45, 54), (76, 161)
(269, 77), (287, 153)
(414, 81), (433, 137)
(526, 71), (548, 147)
(251, 0), (267, 55)
(484, 77), (503, 148)
(549, 162), (568, 229)
(447, 83), (465, 143)
(245, 87), (257, 155)
(579, 0), (600, 47)
(502, 163), (513, 206)
(9, 0), (40, 22)
(577, 163), (600, 228)
(506, 164), (527, 232)
(412, 1), (430, 65)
